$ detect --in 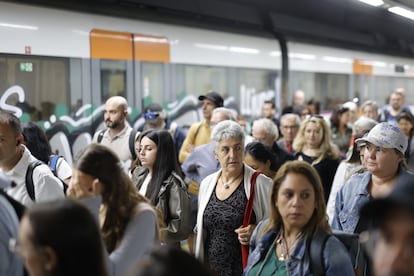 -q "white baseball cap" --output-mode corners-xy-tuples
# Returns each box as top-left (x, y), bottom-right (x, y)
(355, 122), (407, 154)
